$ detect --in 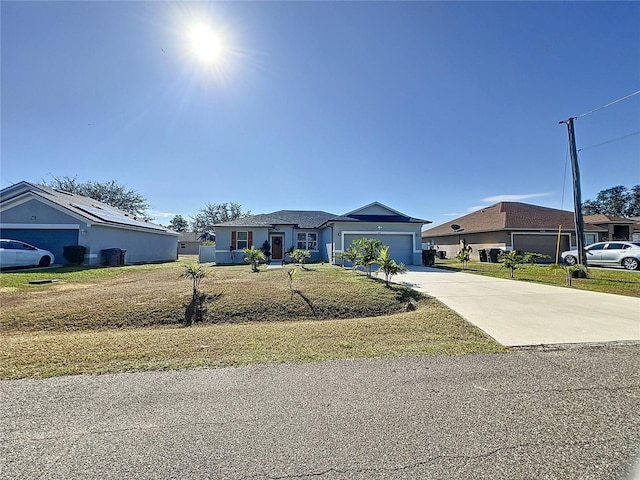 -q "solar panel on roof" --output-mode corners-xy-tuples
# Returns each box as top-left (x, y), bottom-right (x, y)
(71, 203), (166, 231)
